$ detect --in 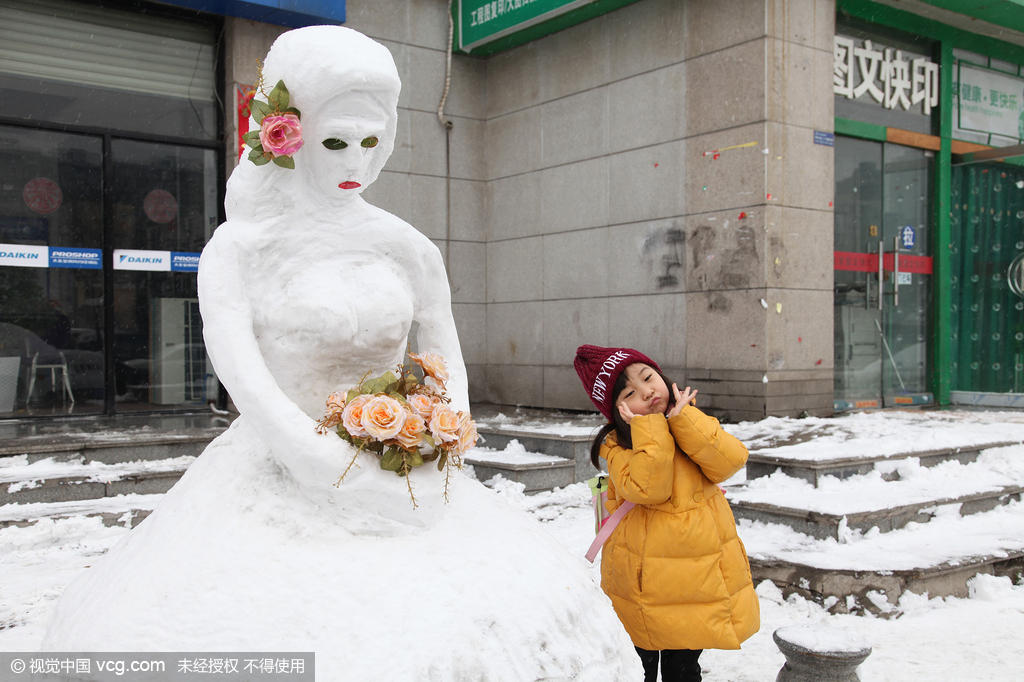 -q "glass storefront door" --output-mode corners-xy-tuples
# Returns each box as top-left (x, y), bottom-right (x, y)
(0, 125), (105, 415)
(834, 137), (934, 409)
(0, 127), (219, 416)
(111, 140), (218, 410)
